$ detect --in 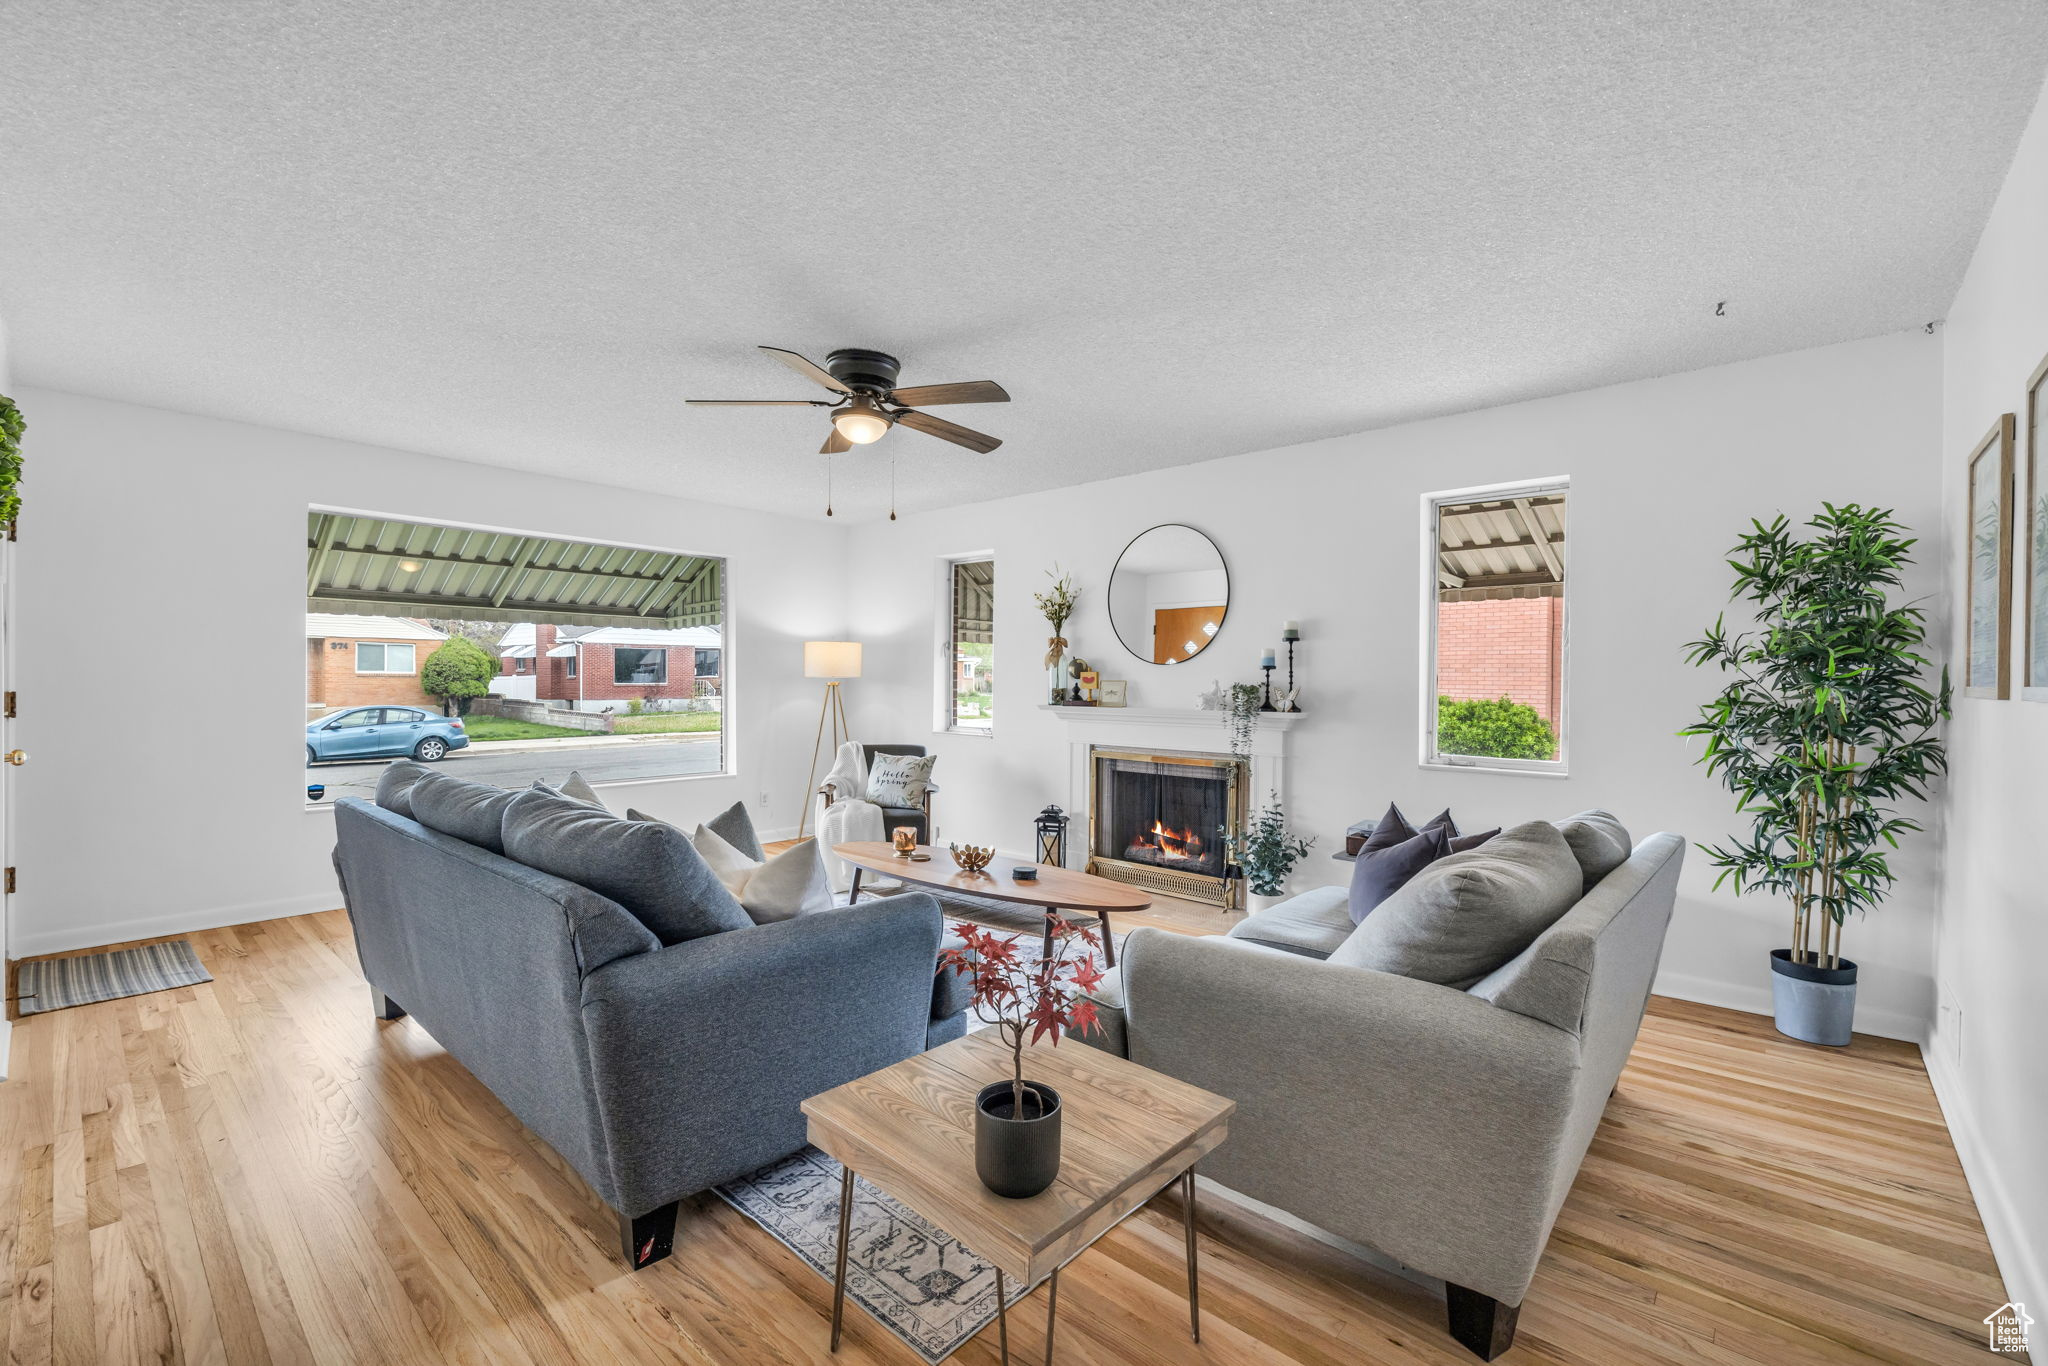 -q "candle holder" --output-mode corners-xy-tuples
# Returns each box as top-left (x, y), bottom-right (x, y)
(1260, 662), (1278, 711)
(1281, 625), (1302, 712)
